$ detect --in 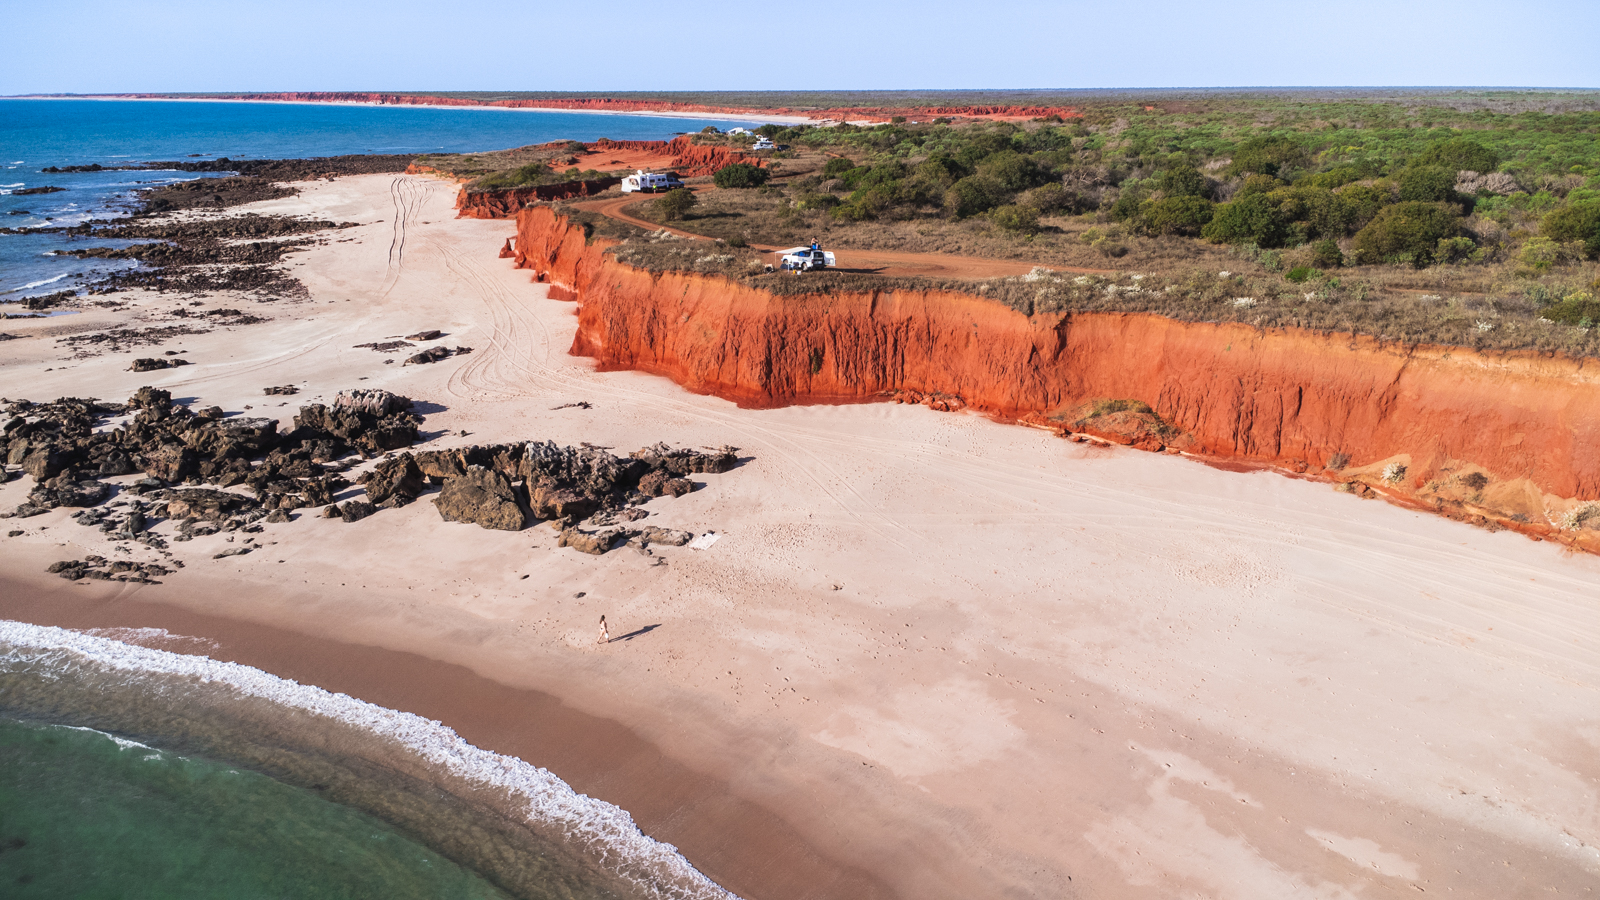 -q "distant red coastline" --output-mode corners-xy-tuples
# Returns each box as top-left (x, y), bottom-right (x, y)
(85, 92), (1081, 124)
